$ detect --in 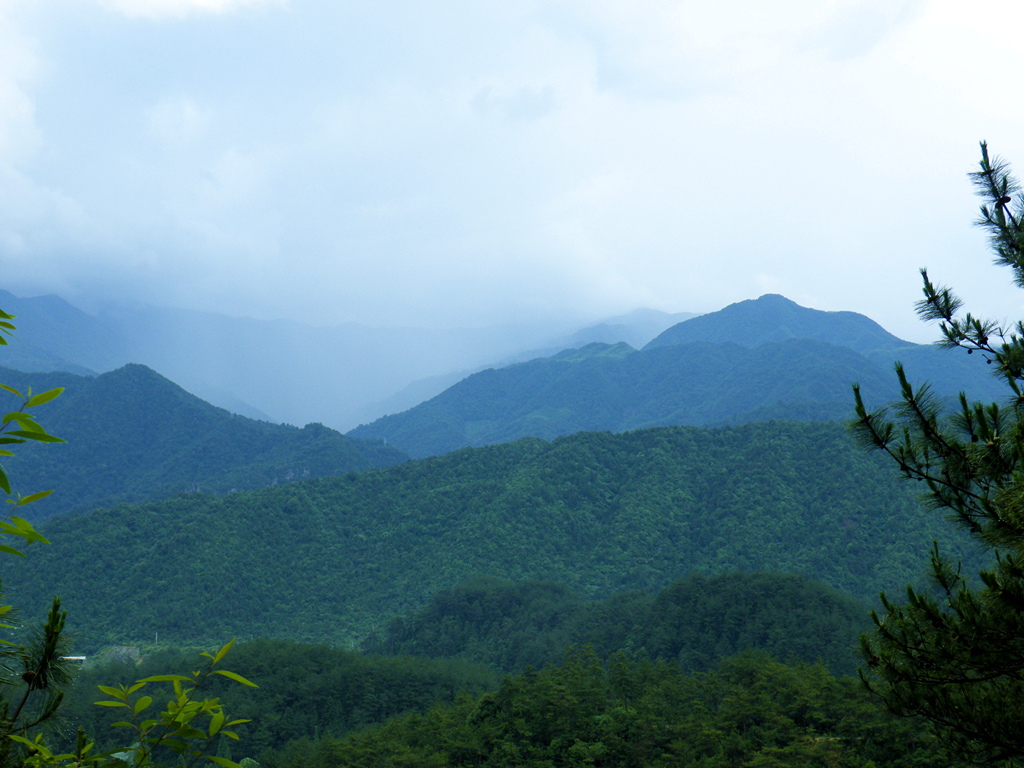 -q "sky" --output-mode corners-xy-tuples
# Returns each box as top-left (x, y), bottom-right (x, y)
(2, 0), (1024, 343)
